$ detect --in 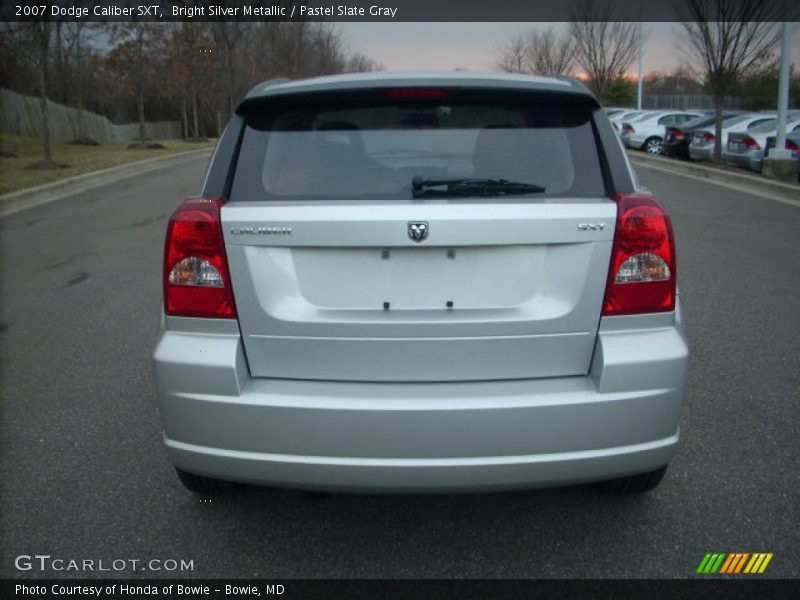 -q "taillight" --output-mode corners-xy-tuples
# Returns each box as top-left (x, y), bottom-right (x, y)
(602, 192), (676, 316)
(622, 124), (635, 134)
(702, 132), (715, 143)
(743, 136), (760, 151)
(163, 197), (236, 319)
(786, 140), (799, 153)
(673, 129), (685, 140)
